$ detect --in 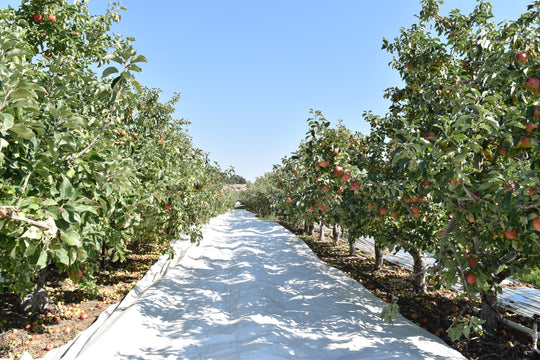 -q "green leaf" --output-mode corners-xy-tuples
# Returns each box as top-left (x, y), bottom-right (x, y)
(36, 251), (48, 268)
(0, 113), (14, 130)
(10, 88), (37, 100)
(59, 176), (73, 200)
(9, 124), (35, 139)
(0, 139), (8, 151)
(60, 229), (81, 247)
(55, 248), (69, 265)
(127, 64), (142, 73)
(24, 243), (38, 256)
(11, 98), (39, 109)
(72, 204), (97, 215)
(102, 66), (119, 77)
(130, 54), (147, 64)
